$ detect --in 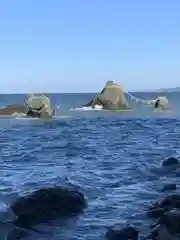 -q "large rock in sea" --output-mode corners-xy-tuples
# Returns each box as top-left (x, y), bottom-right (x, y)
(84, 80), (129, 110)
